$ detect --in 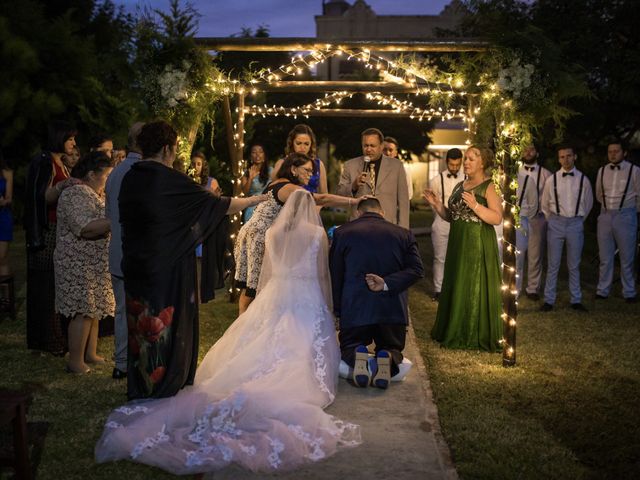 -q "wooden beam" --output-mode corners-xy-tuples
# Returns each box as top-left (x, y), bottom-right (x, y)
(196, 37), (490, 52)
